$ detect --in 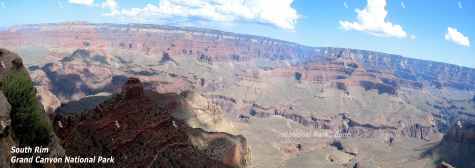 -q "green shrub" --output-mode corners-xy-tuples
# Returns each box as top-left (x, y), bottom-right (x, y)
(1, 70), (52, 146)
